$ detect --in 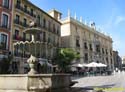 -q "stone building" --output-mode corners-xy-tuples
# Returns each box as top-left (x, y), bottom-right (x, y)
(121, 56), (125, 70)
(113, 51), (122, 70)
(122, 56), (125, 64)
(0, 0), (13, 58)
(10, 0), (61, 73)
(52, 11), (114, 70)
